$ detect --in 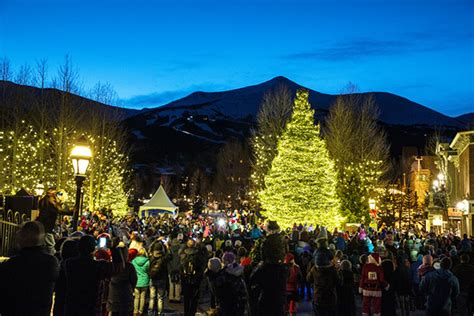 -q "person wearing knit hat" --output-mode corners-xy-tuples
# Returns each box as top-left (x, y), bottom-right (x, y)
(314, 238), (334, 267)
(95, 248), (111, 262)
(284, 252), (295, 264)
(419, 257), (460, 315)
(204, 257), (224, 316)
(368, 253), (382, 266)
(261, 220), (285, 264)
(359, 252), (389, 316)
(410, 250), (419, 263)
(207, 257), (223, 273)
(222, 251), (236, 266)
